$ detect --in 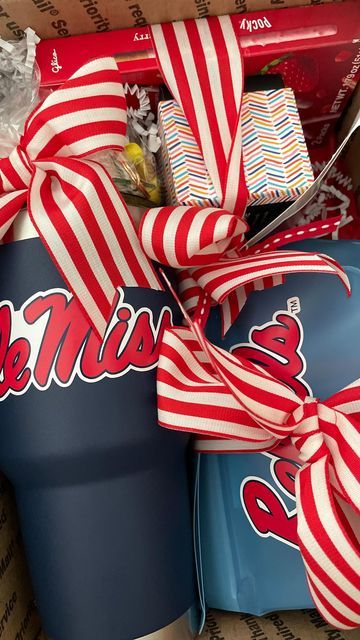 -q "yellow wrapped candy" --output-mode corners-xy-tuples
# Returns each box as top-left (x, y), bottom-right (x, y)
(124, 143), (161, 205)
